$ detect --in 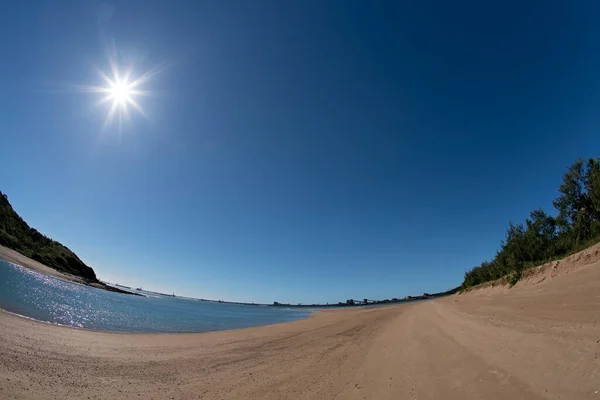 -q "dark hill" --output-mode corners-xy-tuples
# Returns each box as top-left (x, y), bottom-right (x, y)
(0, 191), (97, 281)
